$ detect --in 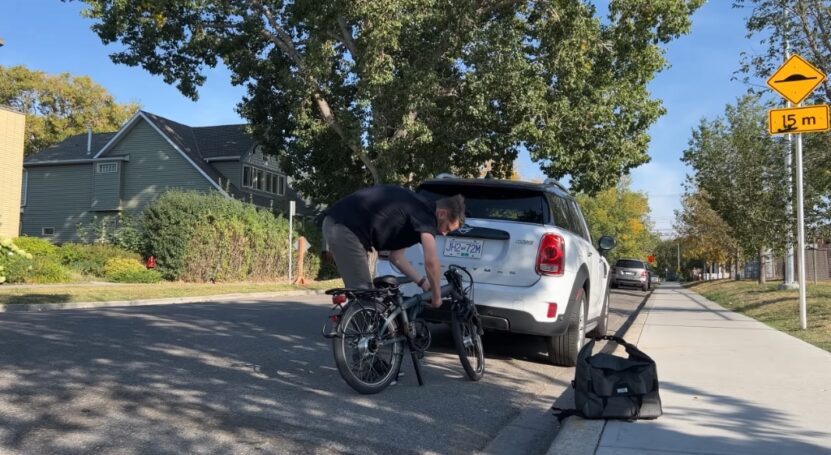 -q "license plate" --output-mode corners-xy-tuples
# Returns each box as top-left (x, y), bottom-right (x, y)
(443, 238), (483, 259)
(624, 271), (635, 276)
